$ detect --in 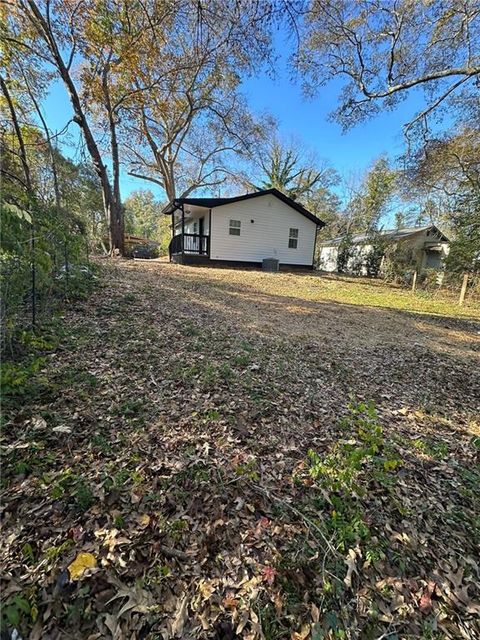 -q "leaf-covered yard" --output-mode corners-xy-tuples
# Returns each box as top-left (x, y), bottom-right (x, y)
(2, 261), (479, 640)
